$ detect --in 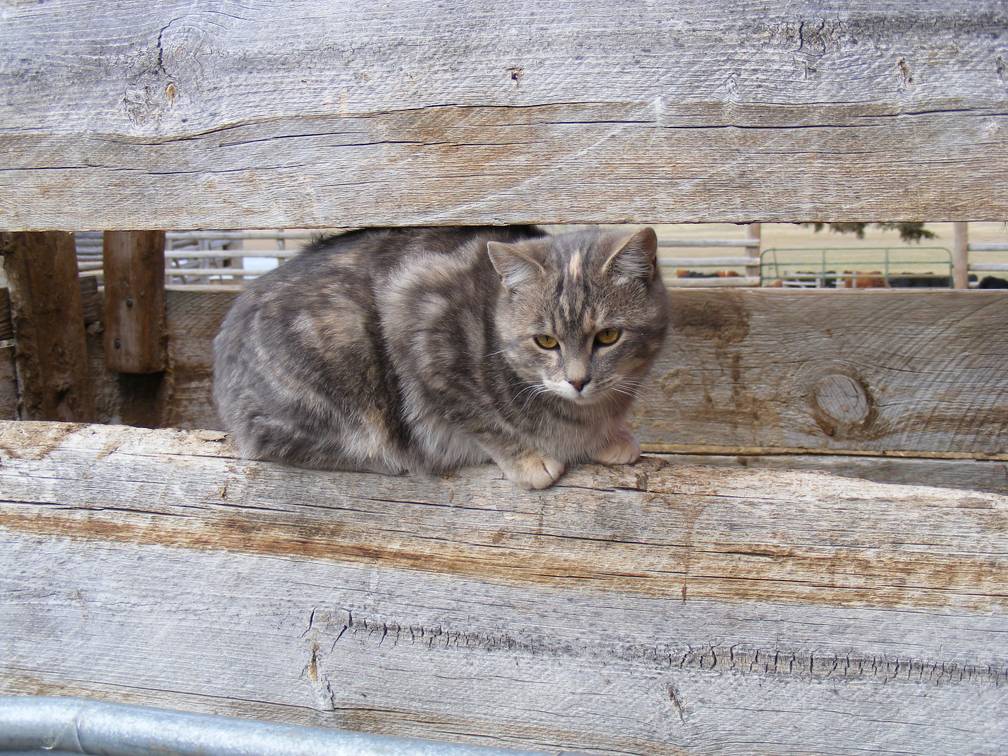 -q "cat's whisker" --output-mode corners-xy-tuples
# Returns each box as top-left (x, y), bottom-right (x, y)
(519, 385), (550, 413)
(508, 382), (543, 409)
(607, 384), (646, 400)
